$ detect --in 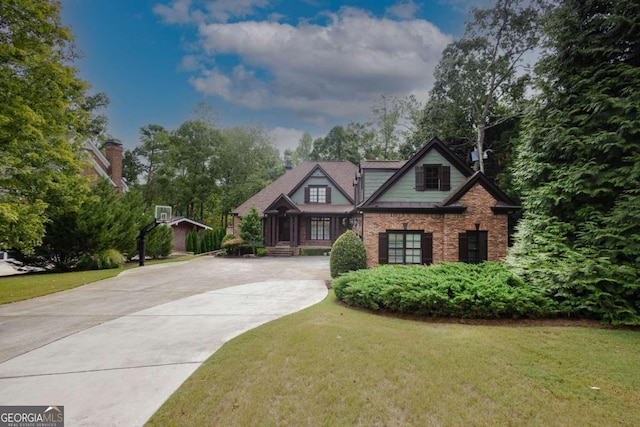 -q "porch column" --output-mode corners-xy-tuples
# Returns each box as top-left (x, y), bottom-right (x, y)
(291, 215), (298, 247)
